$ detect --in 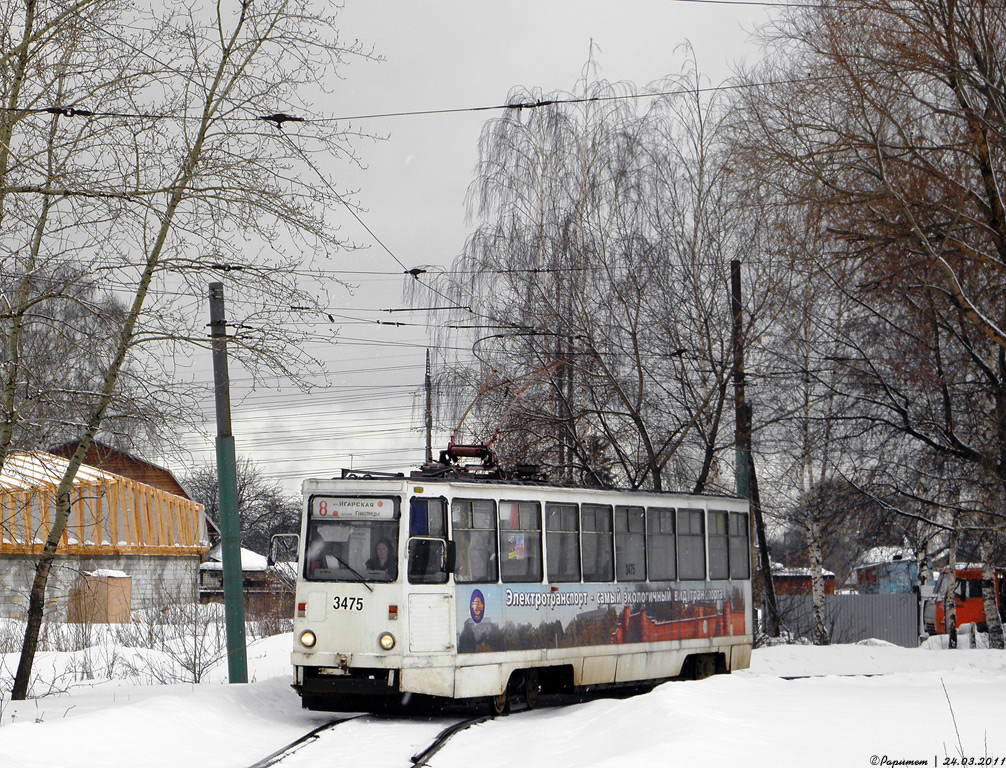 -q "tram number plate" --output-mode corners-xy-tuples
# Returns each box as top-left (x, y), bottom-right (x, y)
(333, 596), (364, 611)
